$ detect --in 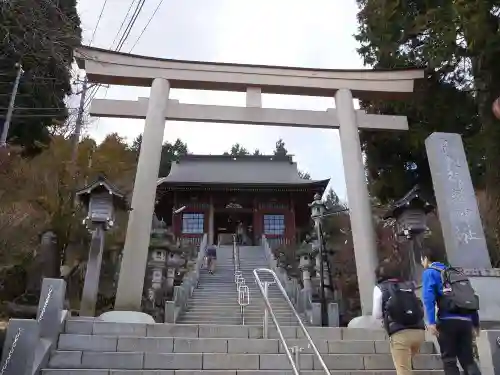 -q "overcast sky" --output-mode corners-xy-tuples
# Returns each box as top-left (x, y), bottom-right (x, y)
(76, 0), (365, 201)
